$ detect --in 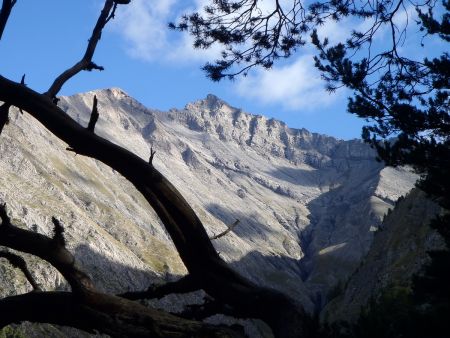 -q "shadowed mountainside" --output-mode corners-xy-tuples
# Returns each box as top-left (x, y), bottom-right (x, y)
(0, 89), (416, 333)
